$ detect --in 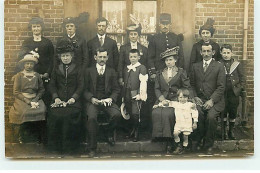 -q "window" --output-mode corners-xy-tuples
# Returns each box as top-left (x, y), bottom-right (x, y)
(100, 0), (158, 48)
